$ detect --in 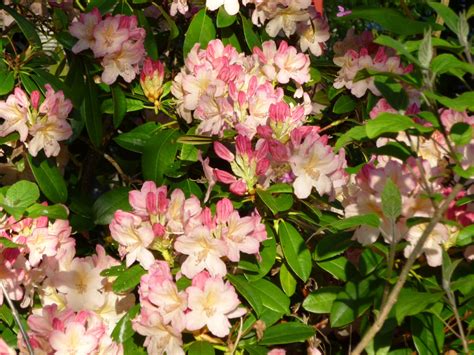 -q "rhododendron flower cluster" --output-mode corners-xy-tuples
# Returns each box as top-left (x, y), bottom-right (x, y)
(69, 9), (146, 84)
(242, 0), (330, 55)
(24, 304), (122, 354)
(172, 39), (312, 137)
(110, 182), (266, 272)
(133, 262), (245, 353)
(342, 157), (469, 267)
(333, 30), (413, 98)
(0, 86), (72, 157)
